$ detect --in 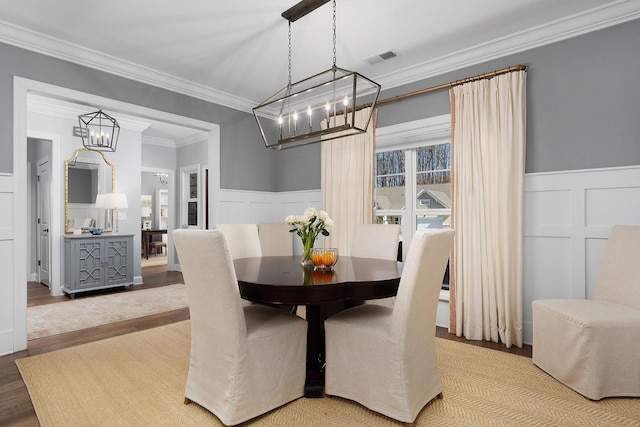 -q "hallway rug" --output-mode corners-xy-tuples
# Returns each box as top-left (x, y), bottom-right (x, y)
(17, 320), (640, 426)
(141, 252), (168, 267)
(27, 283), (187, 340)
